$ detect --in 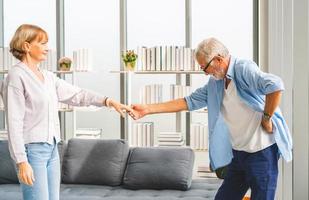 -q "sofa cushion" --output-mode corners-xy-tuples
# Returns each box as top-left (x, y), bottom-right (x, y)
(0, 140), (19, 184)
(57, 140), (67, 168)
(61, 139), (129, 186)
(123, 147), (195, 191)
